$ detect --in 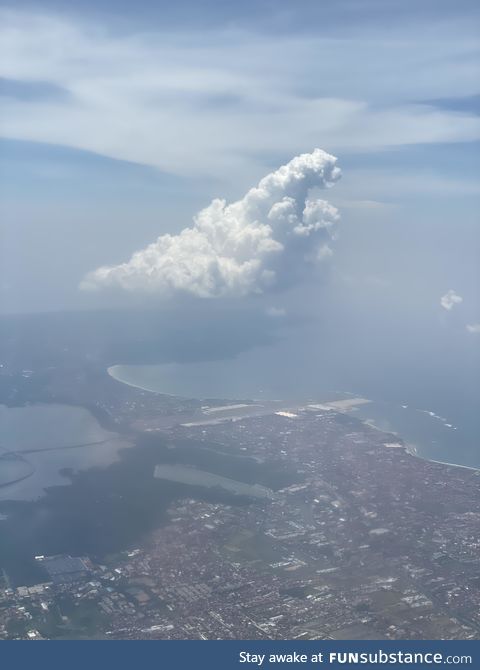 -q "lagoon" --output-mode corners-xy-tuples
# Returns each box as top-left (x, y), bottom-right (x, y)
(154, 463), (273, 499)
(0, 403), (131, 501)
